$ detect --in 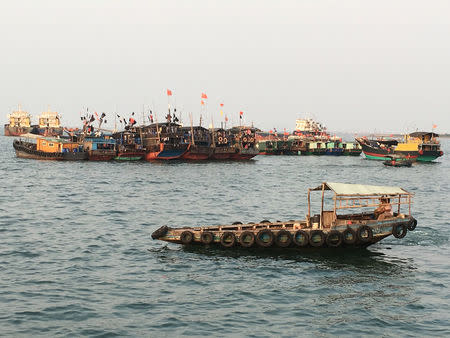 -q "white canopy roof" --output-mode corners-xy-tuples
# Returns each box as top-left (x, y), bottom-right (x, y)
(313, 182), (410, 196)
